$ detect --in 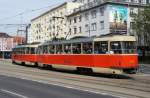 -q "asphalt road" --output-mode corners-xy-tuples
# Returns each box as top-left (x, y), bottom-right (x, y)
(0, 75), (116, 98)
